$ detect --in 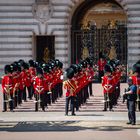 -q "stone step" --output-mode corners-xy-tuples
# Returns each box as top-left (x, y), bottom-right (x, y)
(12, 93), (129, 113)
